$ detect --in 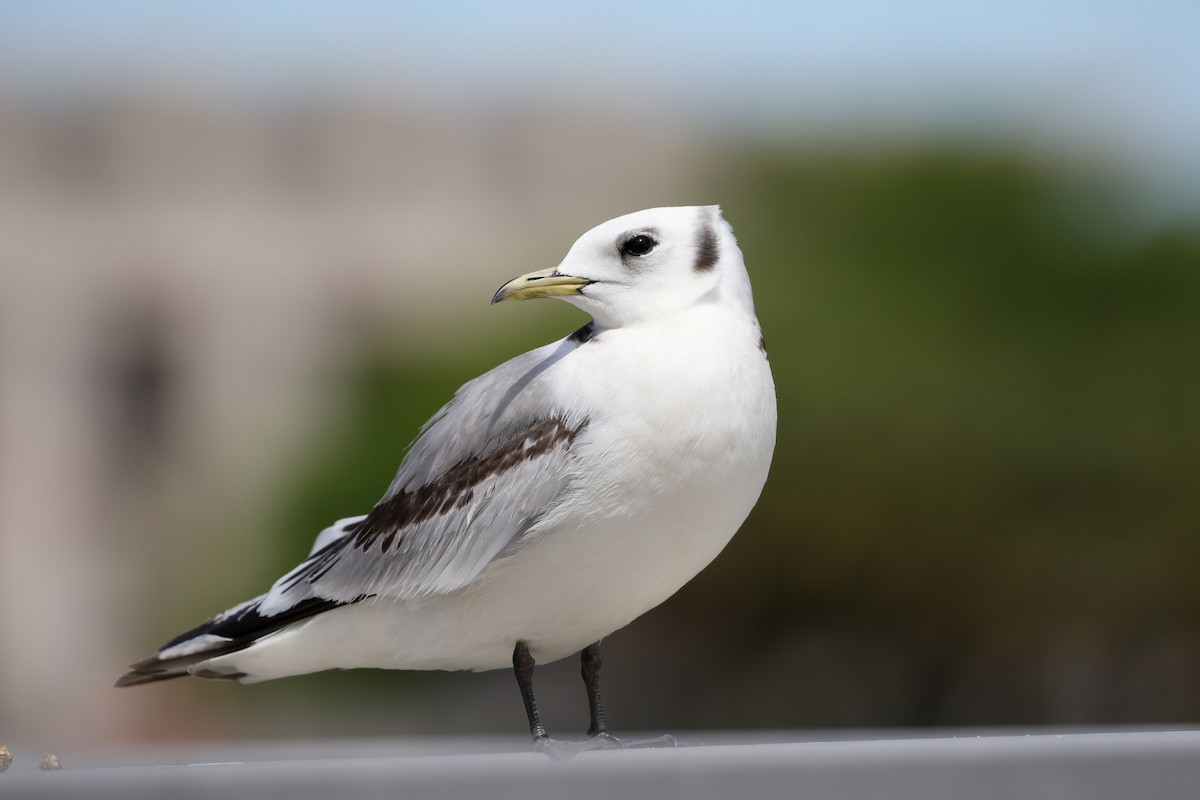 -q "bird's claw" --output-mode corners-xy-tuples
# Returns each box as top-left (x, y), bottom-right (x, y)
(531, 731), (684, 761)
(588, 731), (624, 749)
(531, 735), (600, 762)
(621, 733), (682, 749)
